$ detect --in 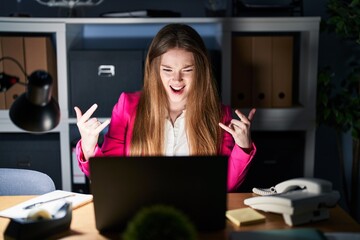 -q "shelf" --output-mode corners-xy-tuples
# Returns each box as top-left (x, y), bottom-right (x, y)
(0, 17), (321, 191)
(249, 107), (315, 131)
